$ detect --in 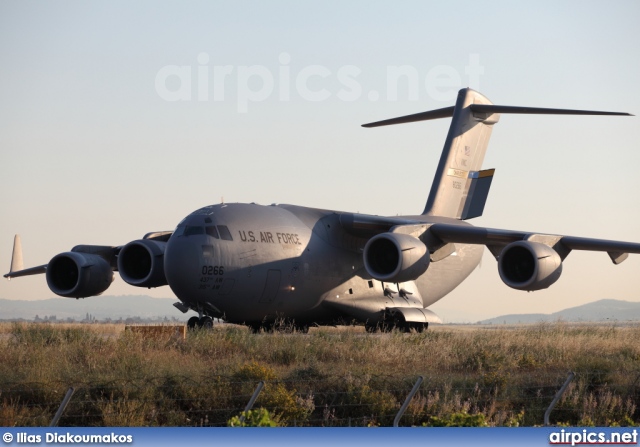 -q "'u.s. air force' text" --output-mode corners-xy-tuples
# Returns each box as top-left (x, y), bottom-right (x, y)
(238, 230), (301, 245)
